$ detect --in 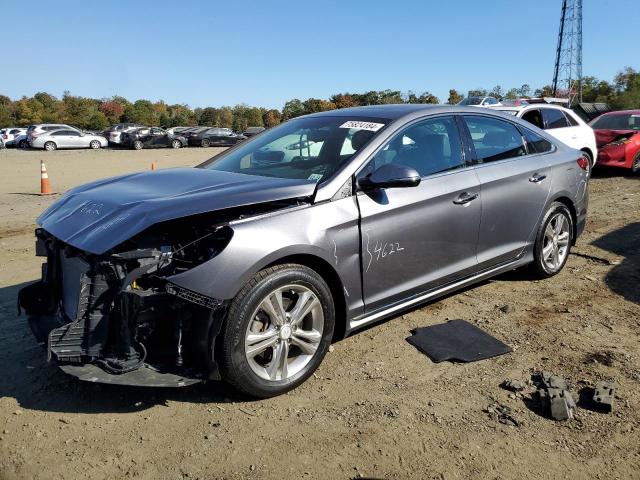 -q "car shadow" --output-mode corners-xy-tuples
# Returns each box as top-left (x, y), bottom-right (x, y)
(0, 281), (256, 414)
(591, 167), (639, 179)
(591, 222), (640, 305)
